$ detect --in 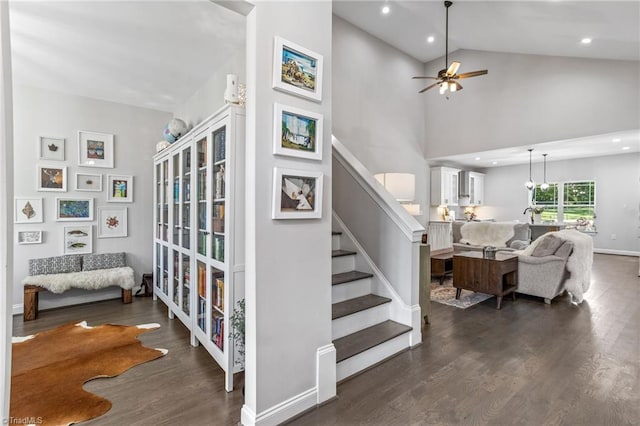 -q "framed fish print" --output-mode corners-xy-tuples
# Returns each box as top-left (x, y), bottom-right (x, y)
(38, 136), (65, 161)
(273, 103), (323, 161)
(97, 206), (128, 238)
(272, 167), (323, 219)
(78, 130), (114, 168)
(63, 225), (92, 255)
(272, 36), (323, 102)
(15, 197), (43, 223)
